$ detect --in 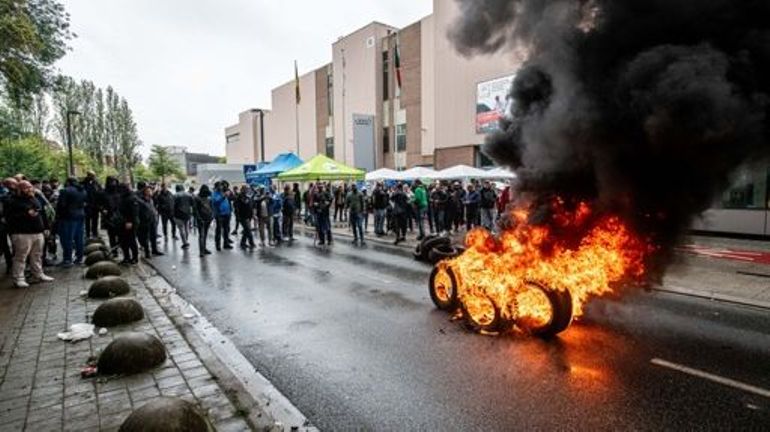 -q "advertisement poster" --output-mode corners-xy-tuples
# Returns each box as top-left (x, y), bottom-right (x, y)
(476, 74), (515, 134)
